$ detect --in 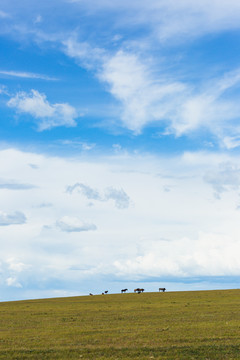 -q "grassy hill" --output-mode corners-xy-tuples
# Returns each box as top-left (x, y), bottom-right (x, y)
(0, 289), (240, 359)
